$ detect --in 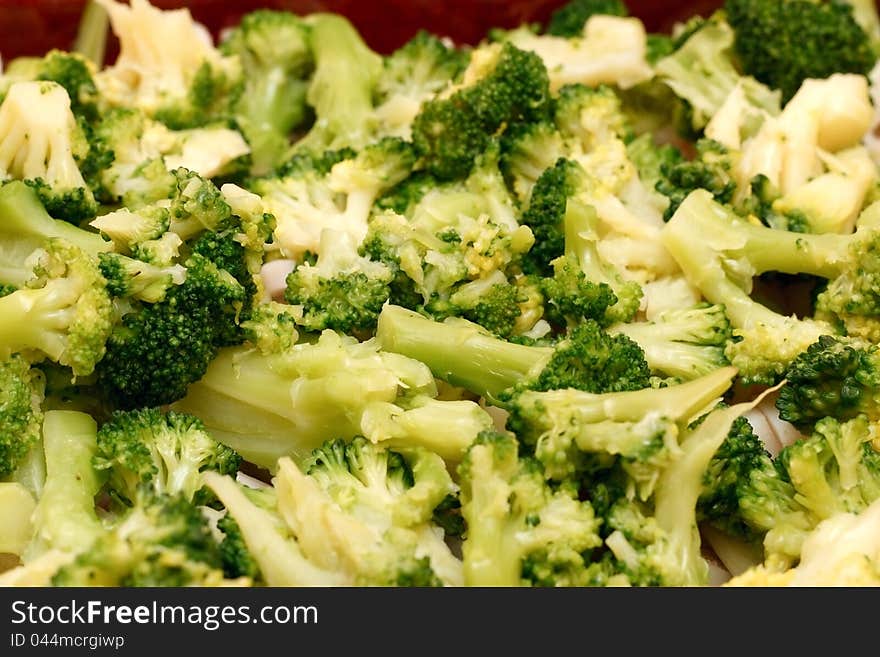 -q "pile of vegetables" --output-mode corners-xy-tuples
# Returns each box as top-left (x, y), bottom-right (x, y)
(2, 0), (880, 587)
